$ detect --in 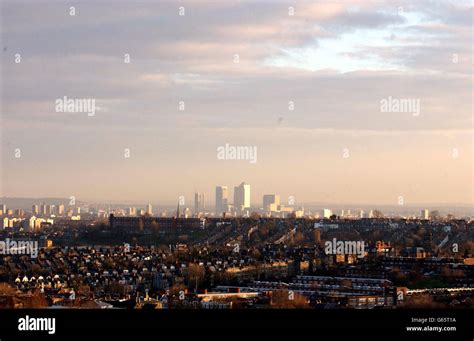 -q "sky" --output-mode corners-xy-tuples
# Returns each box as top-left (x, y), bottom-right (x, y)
(0, 0), (472, 207)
